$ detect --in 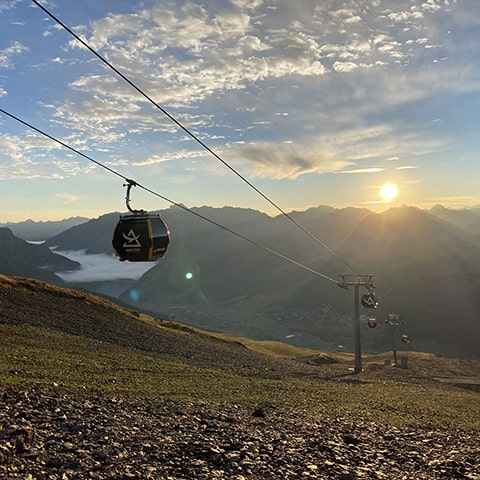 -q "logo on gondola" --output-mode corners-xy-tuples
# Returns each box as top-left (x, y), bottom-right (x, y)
(122, 229), (142, 248)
